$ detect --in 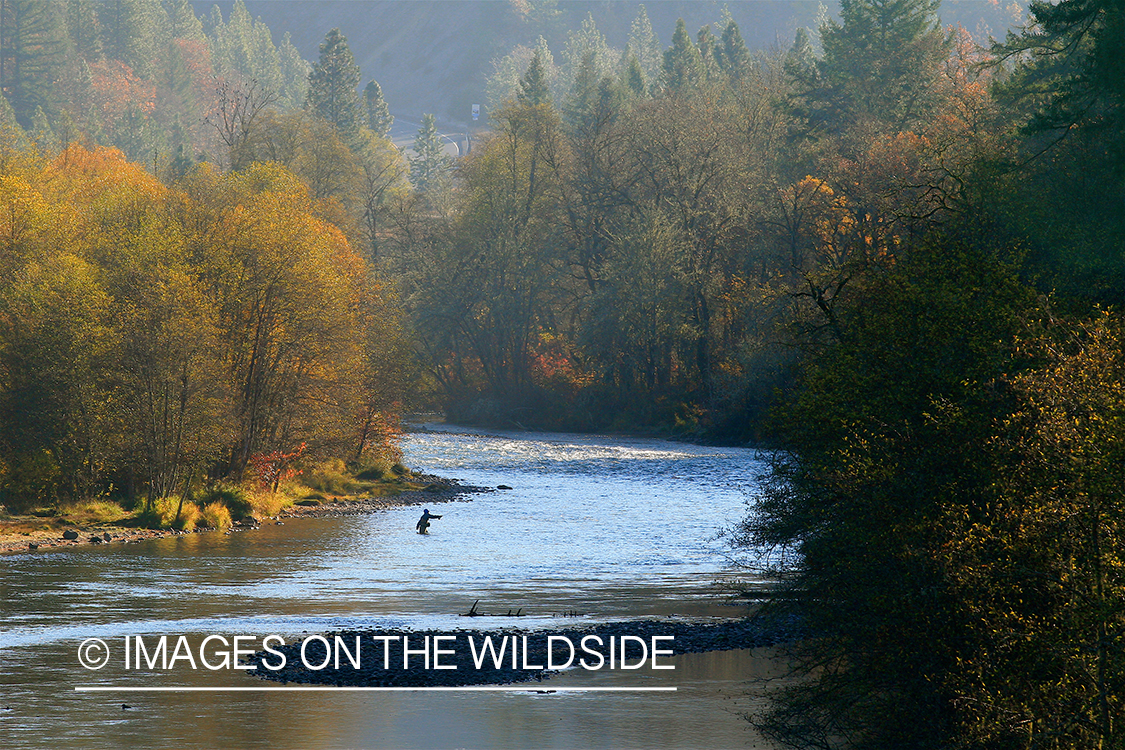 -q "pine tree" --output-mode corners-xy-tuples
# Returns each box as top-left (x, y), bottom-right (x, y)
(518, 48), (551, 107)
(66, 0), (103, 60)
(277, 32), (309, 110)
(622, 53), (646, 99)
(0, 0), (67, 125)
(801, 0), (948, 132)
(696, 26), (719, 80)
(306, 28), (362, 136)
(627, 5), (662, 90)
(563, 51), (598, 129)
(97, 0), (163, 79)
(993, 0), (1124, 168)
(410, 113), (450, 193)
(562, 13), (615, 95)
(364, 80), (393, 137)
(208, 1), (283, 98)
(662, 19), (702, 93)
(166, 0), (205, 43)
(717, 20), (752, 79)
(786, 27), (817, 78)
(29, 104), (57, 152)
